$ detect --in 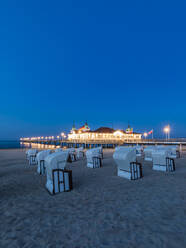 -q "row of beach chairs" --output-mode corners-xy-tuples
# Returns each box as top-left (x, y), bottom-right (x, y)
(113, 145), (180, 180)
(26, 146), (103, 194)
(26, 145), (180, 194)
